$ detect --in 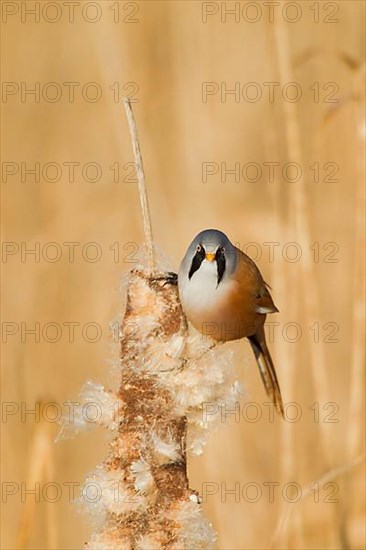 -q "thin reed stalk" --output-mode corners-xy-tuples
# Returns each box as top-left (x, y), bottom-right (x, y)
(345, 62), (366, 545)
(348, 63), (365, 461)
(270, 454), (365, 548)
(271, 10), (333, 471)
(17, 402), (58, 550)
(123, 99), (155, 275)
